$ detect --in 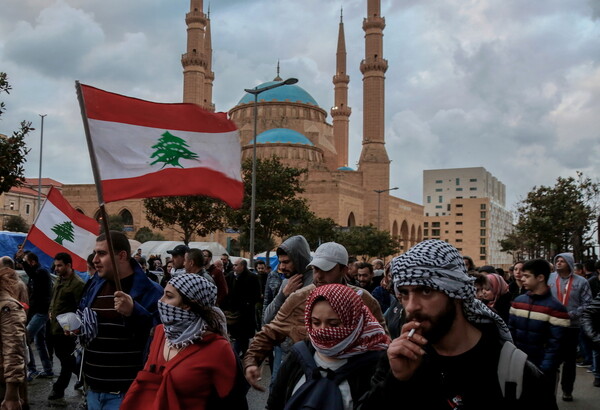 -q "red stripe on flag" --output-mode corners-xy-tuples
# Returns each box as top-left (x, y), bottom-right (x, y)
(102, 167), (244, 208)
(27, 225), (90, 272)
(47, 188), (99, 234)
(80, 84), (237, 133)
